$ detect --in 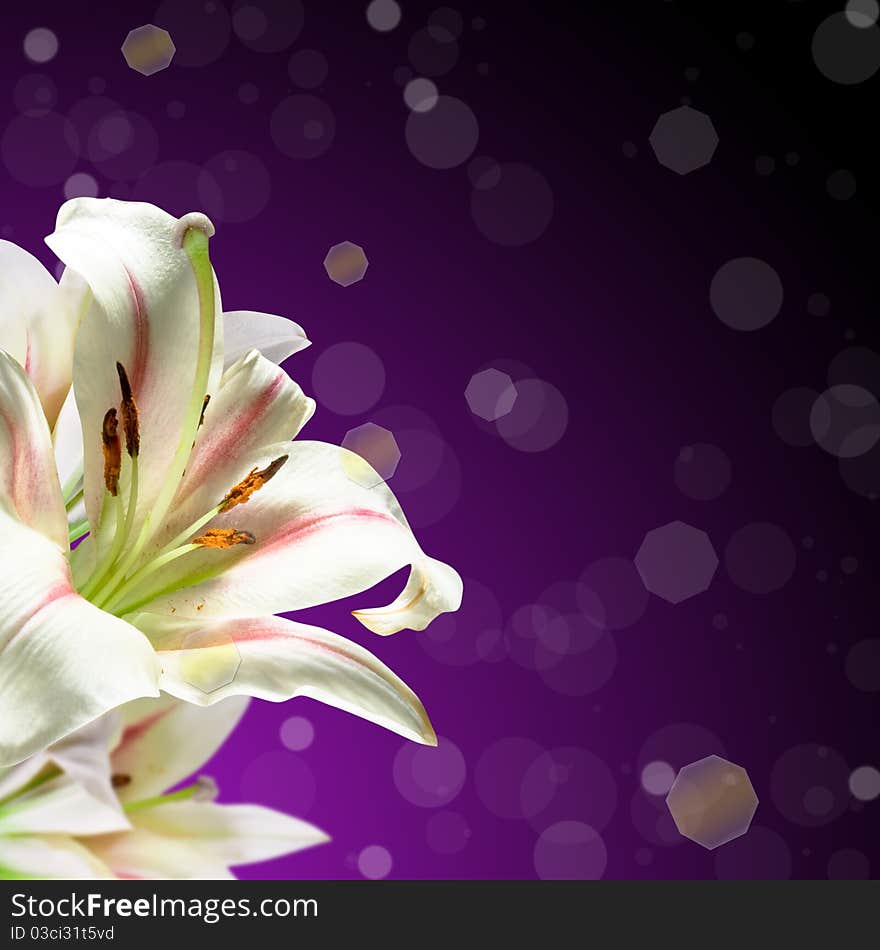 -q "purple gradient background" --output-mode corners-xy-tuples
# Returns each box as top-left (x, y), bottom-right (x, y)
(2, 1), (877, 879)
